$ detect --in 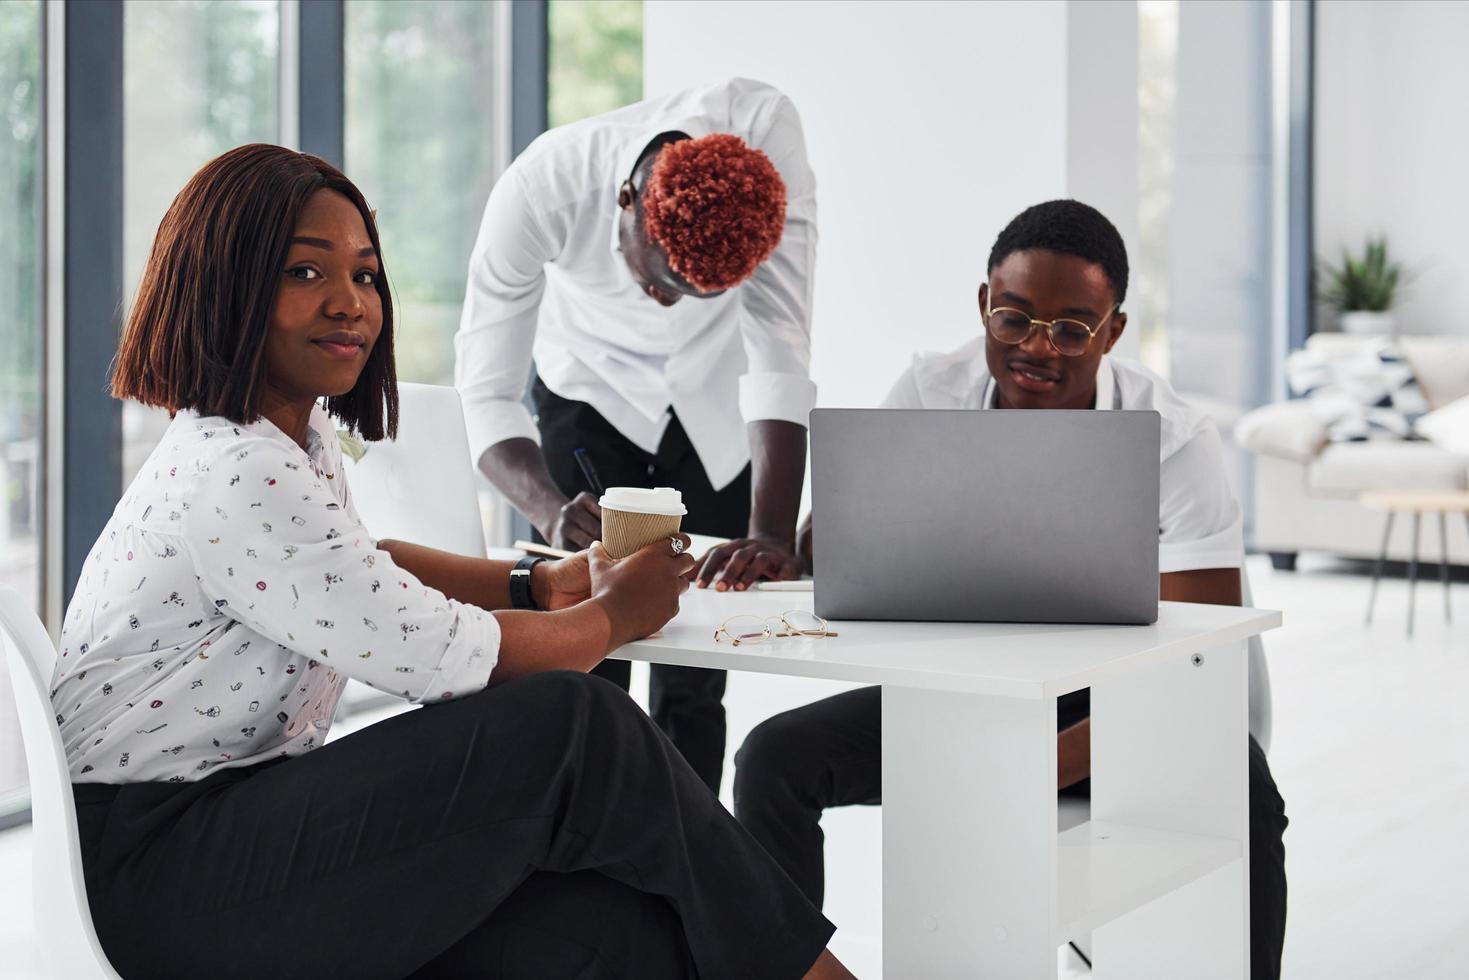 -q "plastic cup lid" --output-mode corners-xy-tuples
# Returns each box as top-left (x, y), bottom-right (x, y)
(598, 486), (687, 517)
